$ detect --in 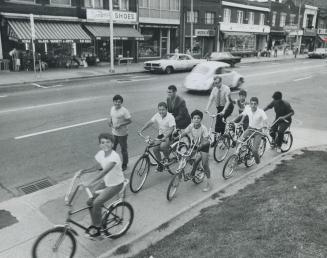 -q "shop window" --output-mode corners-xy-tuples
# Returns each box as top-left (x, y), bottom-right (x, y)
(260, 14), (265, 26)
(280, 13), (286, 27)
(84, 0), (103, 8)
(289, 14), (295, 26)
(272, 12), (277, 26)
(50, 0), (70, 5)
(149, 0), (160, 9)
(248, 12), (254, 25)
(223, 8), (231, 23)
(224, 34), (256, 53)
(8, 0), (35, 3)
(237, 11), (243, 24)
(205, 12), (215, 25)
(187, 11), (198, 23)
(140, 0), (149, 8)
(169, 0), (179, 11)
(139, 28), (160, 57)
